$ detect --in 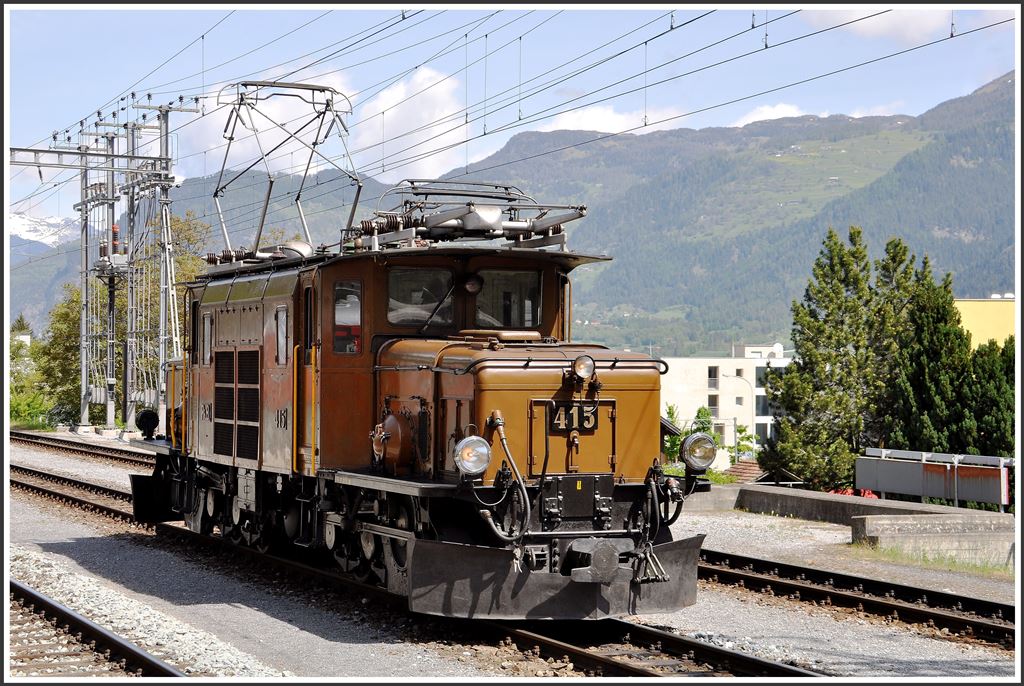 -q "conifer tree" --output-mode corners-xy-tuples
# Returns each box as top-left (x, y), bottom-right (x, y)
(886, 260), (973, 453)
(868, 238), (916, 447)
(764, 227), (874, 490)
(963, 335), (1015, 456)
(11, 312), (32, 335)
